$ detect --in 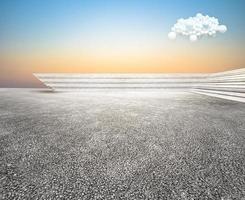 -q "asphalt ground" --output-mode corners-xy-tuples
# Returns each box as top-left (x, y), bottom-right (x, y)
(0, 89), (244, 199)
